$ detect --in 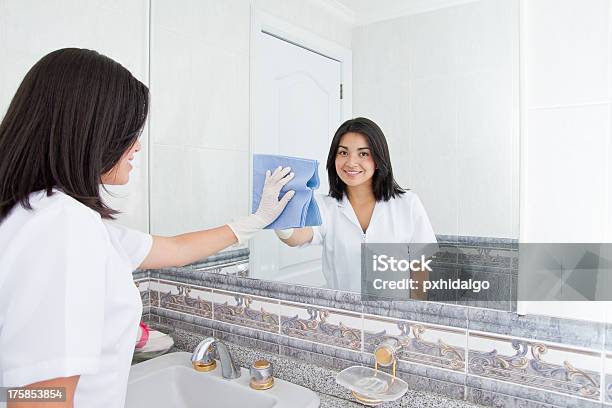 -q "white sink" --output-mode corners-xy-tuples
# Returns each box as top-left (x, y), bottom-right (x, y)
(127, 352), (320, 408)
